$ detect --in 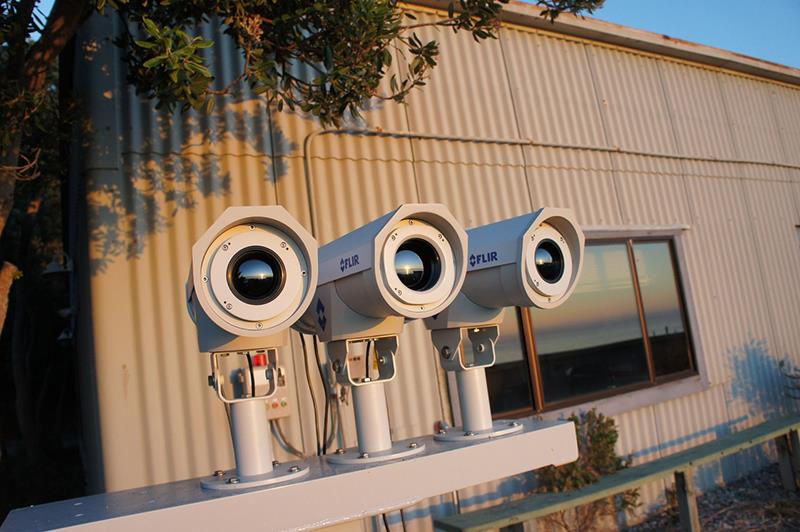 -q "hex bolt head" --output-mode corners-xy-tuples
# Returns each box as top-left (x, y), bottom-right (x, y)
(227, 477), (240, 484)
(465, 431), (476, 436)
(213, 470), (224, 477)
(272, 460), (279, 467)
(288, 466), (300, 473)
(510, 421), (521, 427)
(359, 452), (369, 459)
(408, 442), (418, 449)
(225, 303), (232, 310)
(335, 448), (345, 455)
